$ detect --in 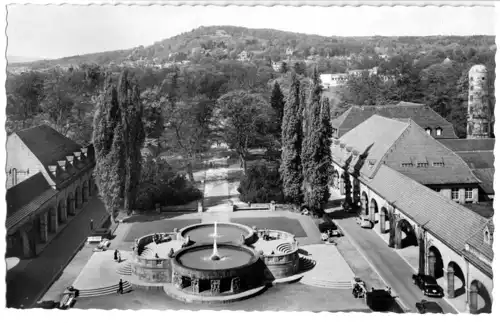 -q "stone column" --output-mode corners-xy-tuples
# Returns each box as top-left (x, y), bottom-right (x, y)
(50, 209), (58, 233)
(446, 268), (455, 298)
(20, 229), (32, 258)
(428, 251), (436, 277)
(71, 195), (76, 214)
(76, 191), (81, 209)
(394, 223), (402, 249)
(88, 180), (93, 197)
(39, 213), (48, 243)
(231, 277), (241, 293)
(379, 211), (386, 233)
(191, 278), (200, 293)
(469, 284), (478, 314)
(211, 279), (221, 294)
(61, 202), (68, 223)
(459, 188), (466, 204)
